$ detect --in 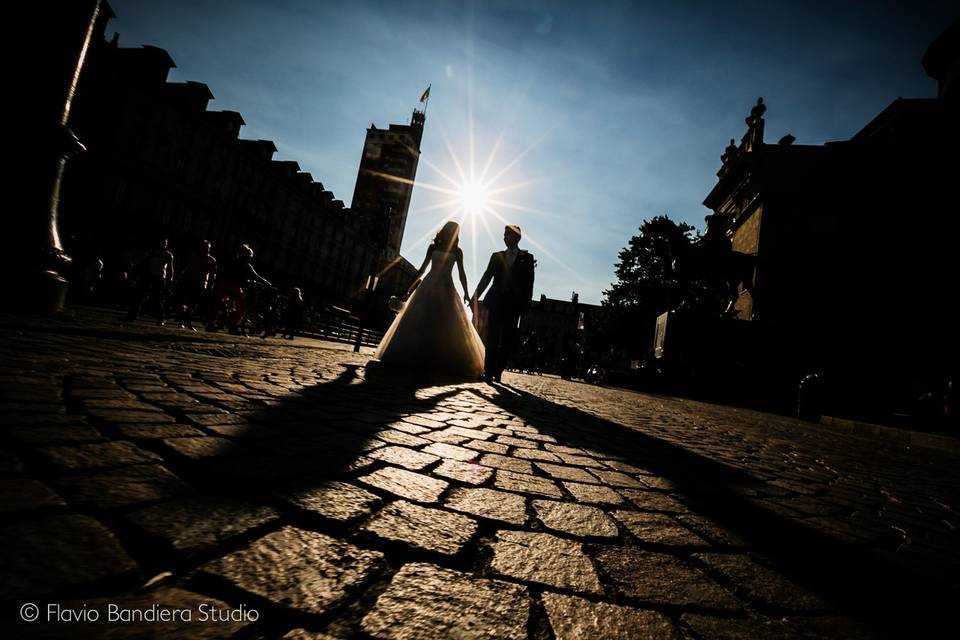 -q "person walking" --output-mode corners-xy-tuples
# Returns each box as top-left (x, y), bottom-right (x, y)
(470, 224), (536, 383)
